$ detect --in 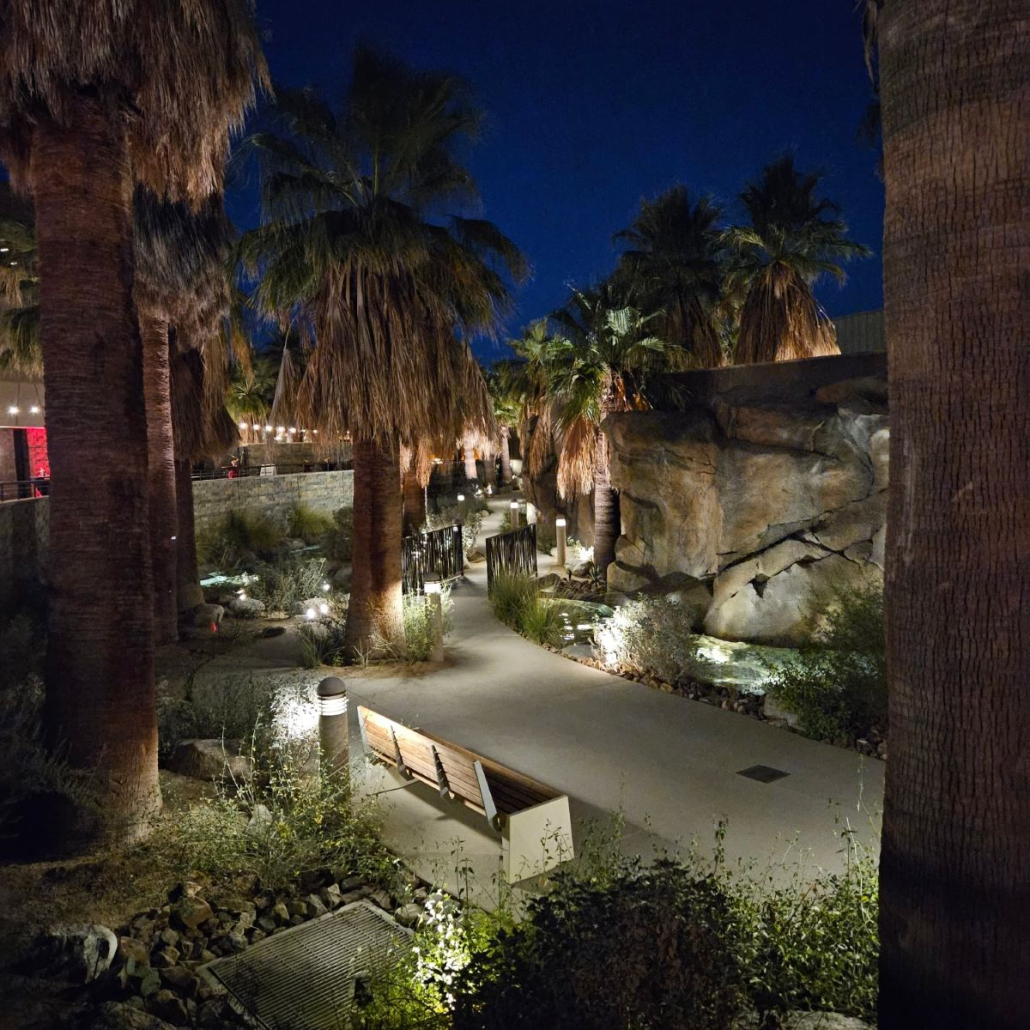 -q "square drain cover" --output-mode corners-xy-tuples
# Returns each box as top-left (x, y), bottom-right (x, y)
(202, 901), (412, 1029)
(737, 764), (789, 784)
